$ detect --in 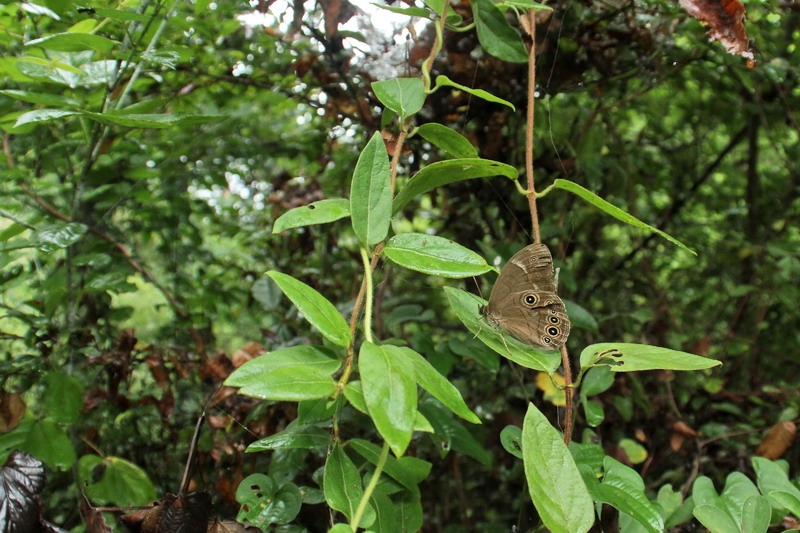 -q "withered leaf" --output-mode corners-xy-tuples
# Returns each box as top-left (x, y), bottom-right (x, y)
(208, 519), (262, 533)
(755, 421), (796, 460)
(80, 492), (112, 533)
(141, 492), (211, 533)
(0, 392), (26, 433)
(679, 0), (755, 66)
